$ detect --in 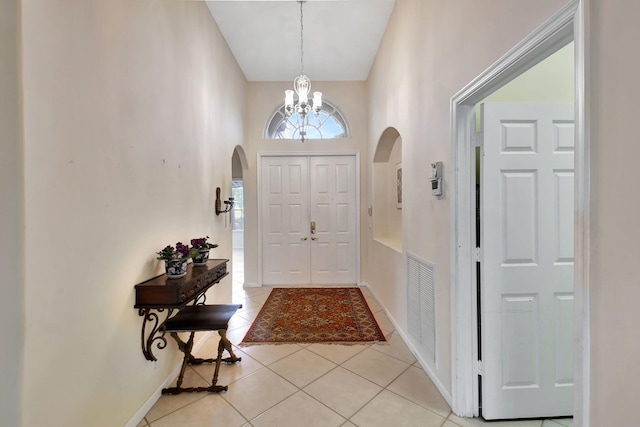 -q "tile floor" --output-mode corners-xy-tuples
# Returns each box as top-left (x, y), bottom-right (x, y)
(137, 251), (574, 427)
